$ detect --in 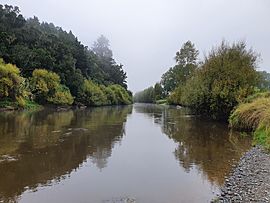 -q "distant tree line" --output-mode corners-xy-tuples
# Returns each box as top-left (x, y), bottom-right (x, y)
(134, 40), (270, 120)
(0, 4), (132, 108)
(133, 83), (164, 103)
